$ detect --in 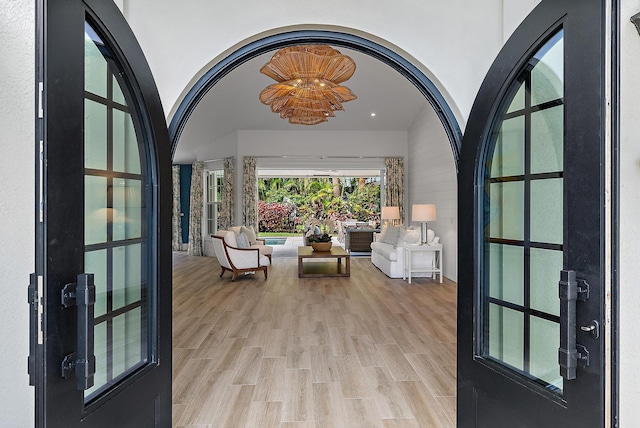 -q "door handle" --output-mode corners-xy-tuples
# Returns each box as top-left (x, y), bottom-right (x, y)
(558, 270), (592, 381)
(61, 273), (96, 390)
